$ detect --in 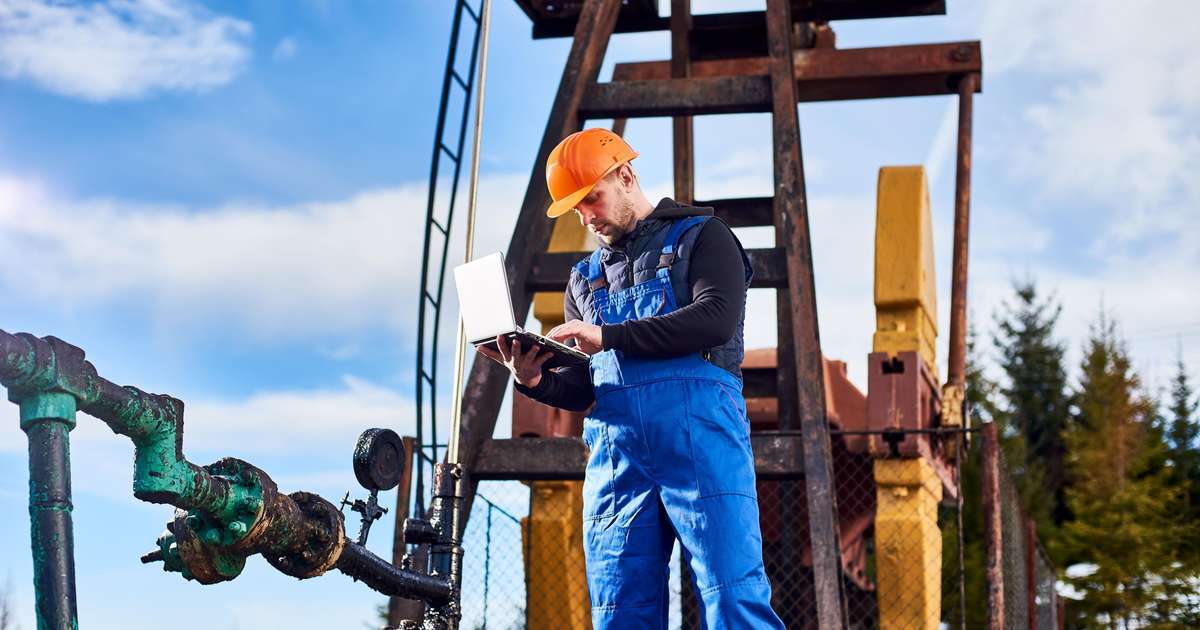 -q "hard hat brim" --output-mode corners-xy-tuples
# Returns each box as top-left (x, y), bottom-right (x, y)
(545, 181), (596, 218)
(545, 158), (632, 218)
